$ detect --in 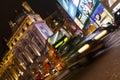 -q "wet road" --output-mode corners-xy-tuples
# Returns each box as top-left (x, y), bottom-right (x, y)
(61, 46), (120, 80)
(44, 28), (120, 80)
(45, 28), (120, 80)
(58, 28), (120, 80)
